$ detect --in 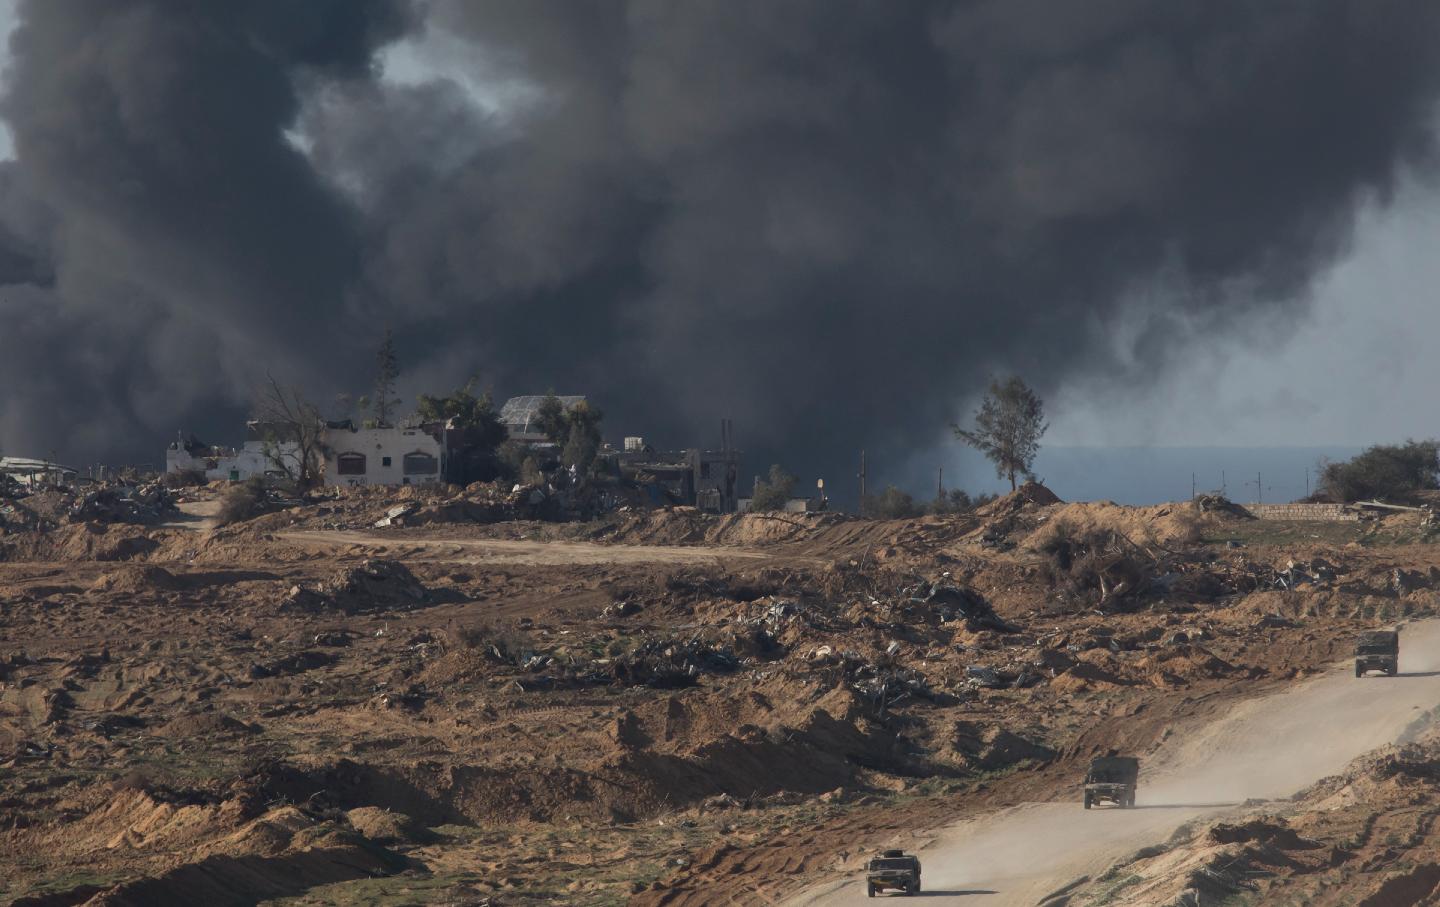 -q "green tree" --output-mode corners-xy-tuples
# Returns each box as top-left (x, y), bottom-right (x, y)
(863, 485), (925, 519)
(1318, 440), (1440, 503)
(560, 400), (604, 474)
(417, 379), (510, 483)
(369, 328), (402, 427)
(535, 392), (568, 444)
(525, 393), (606, 475)
(751, 464), (797, 512)
(417, 380), (506, 445)
(929, 488), (996, 515)
(953, 376), (1047, 491)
